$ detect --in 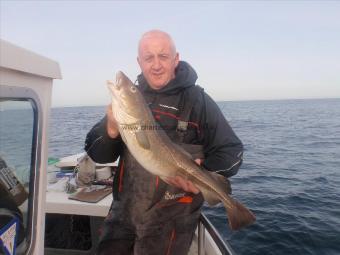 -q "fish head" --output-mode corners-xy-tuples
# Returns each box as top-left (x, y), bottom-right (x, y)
(107, 71), (146, 125)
